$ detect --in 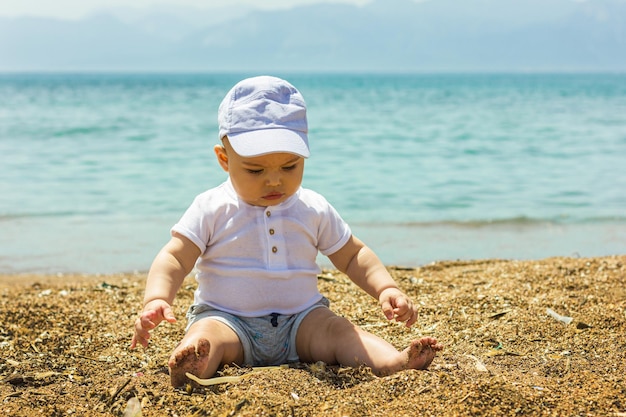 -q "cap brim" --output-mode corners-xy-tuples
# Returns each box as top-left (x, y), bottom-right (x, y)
(226, 128), (310, 158)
